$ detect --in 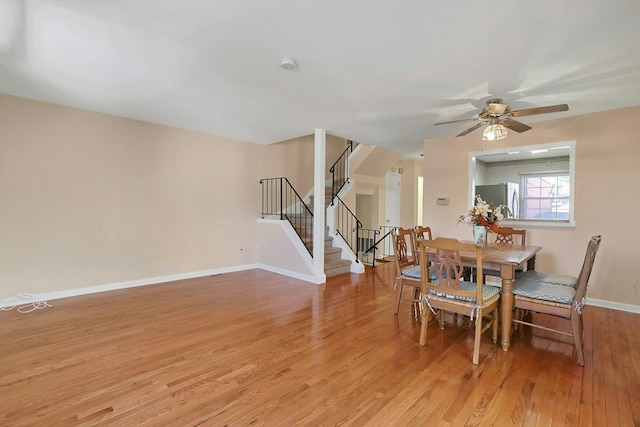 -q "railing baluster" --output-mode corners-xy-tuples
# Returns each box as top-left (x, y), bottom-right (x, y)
(378, 226), (397, 259)
(259, 177), (313, 257)
(329, 140), (353, 205)
(333, 195), (361, 263)
(358, 228), (381, 266)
